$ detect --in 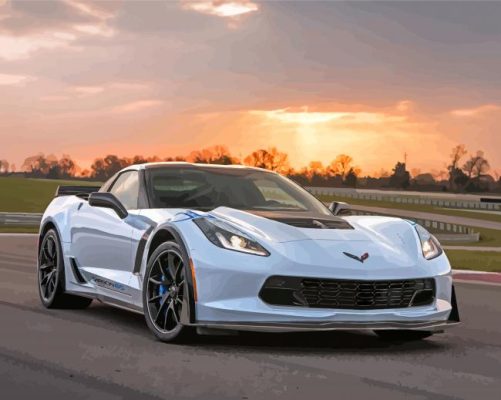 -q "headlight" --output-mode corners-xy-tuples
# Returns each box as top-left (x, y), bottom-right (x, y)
(193, 217), (270, 257)
(415, 225), (443, 260)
